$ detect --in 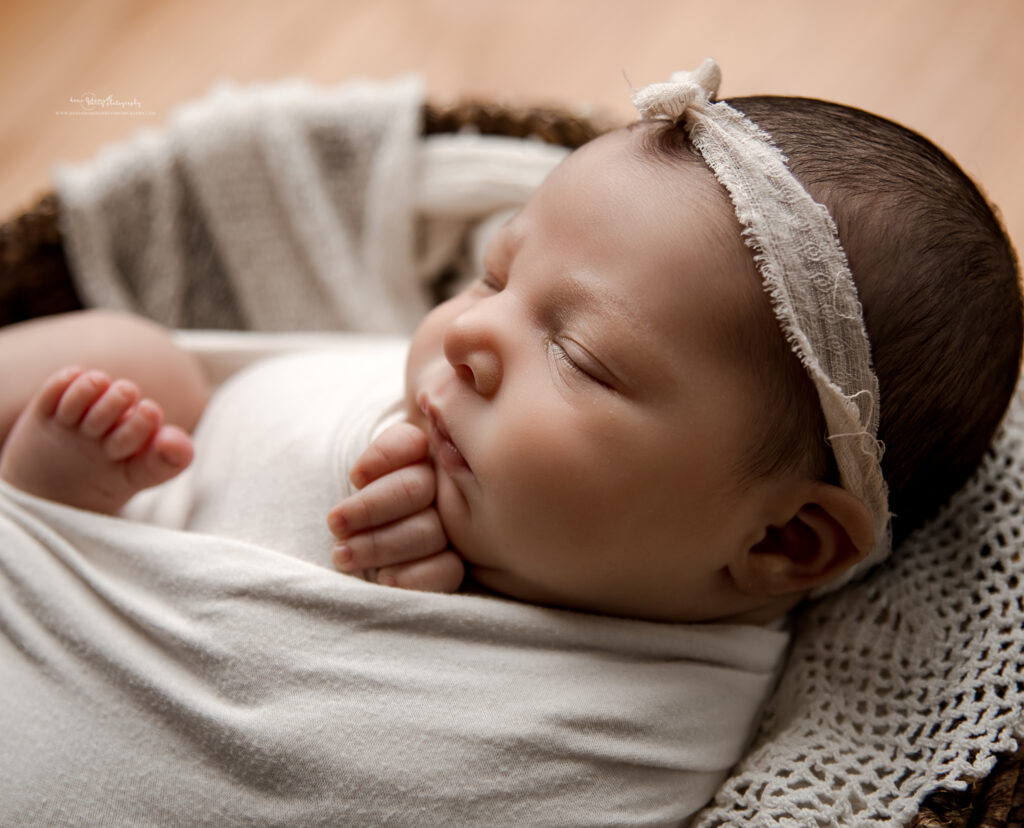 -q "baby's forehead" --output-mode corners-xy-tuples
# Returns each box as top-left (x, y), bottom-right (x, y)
(590, 129), (768, 321)
(514, 127), (766, 294)
(506, 129), (774, 374)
